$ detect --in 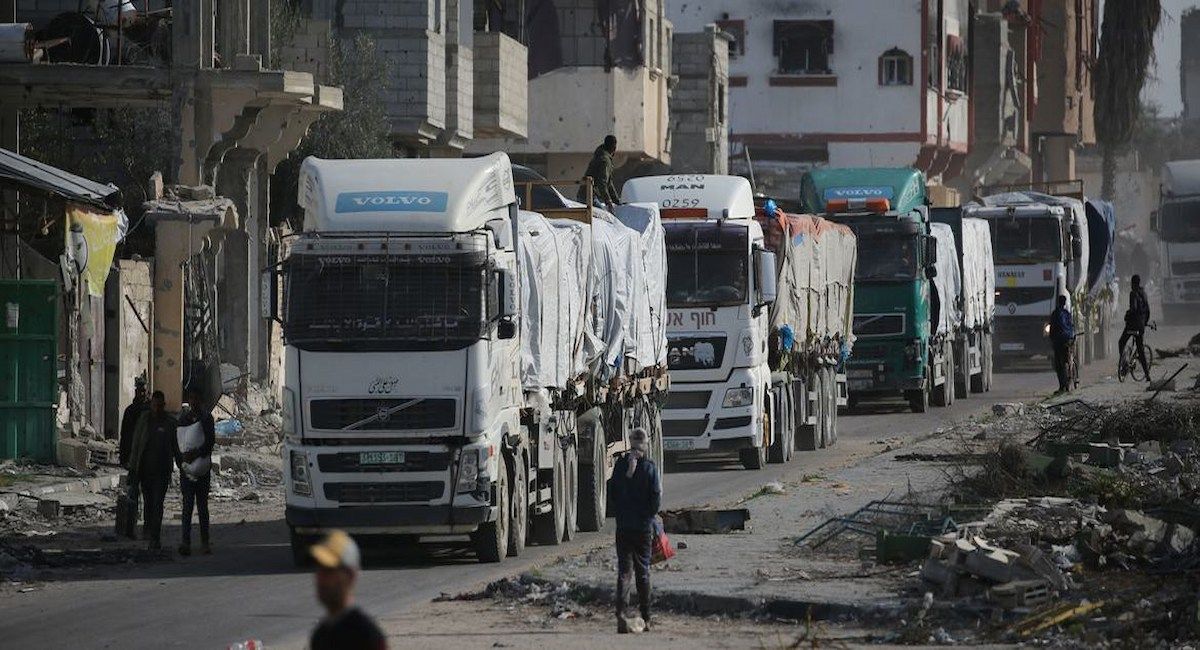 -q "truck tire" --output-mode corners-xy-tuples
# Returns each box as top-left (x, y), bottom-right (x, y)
(768, 389), (788, 464)
(932, 344), (952, 407)
(907, 376), (929, 413)
(825, 367), (838, 446)
(817, 370), (830, 449)
(507, 453), (528, 557)
(535, 442), (566, 545)
(955, 339), (970, 399)
(576, 411), (606, 532)
(473, 453), (509, 563)
(739, 443), (766, 470)
(971, 333), (989, 393)
(290, 527), (313, 568)
(562, 442), (578, 541)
